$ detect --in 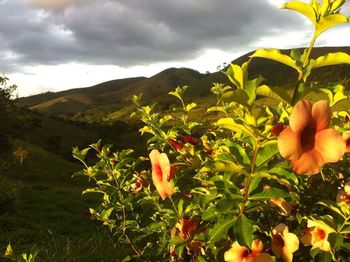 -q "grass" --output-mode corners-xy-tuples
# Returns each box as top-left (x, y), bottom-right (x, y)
(0, 140), (127, 261)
